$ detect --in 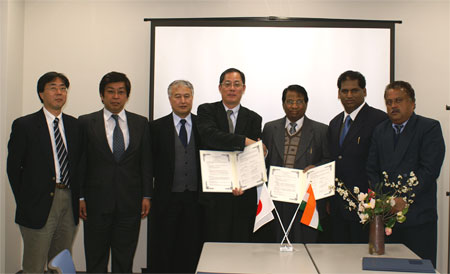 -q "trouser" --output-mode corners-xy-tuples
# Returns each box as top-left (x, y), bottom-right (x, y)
(20, 188), (76, 273)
